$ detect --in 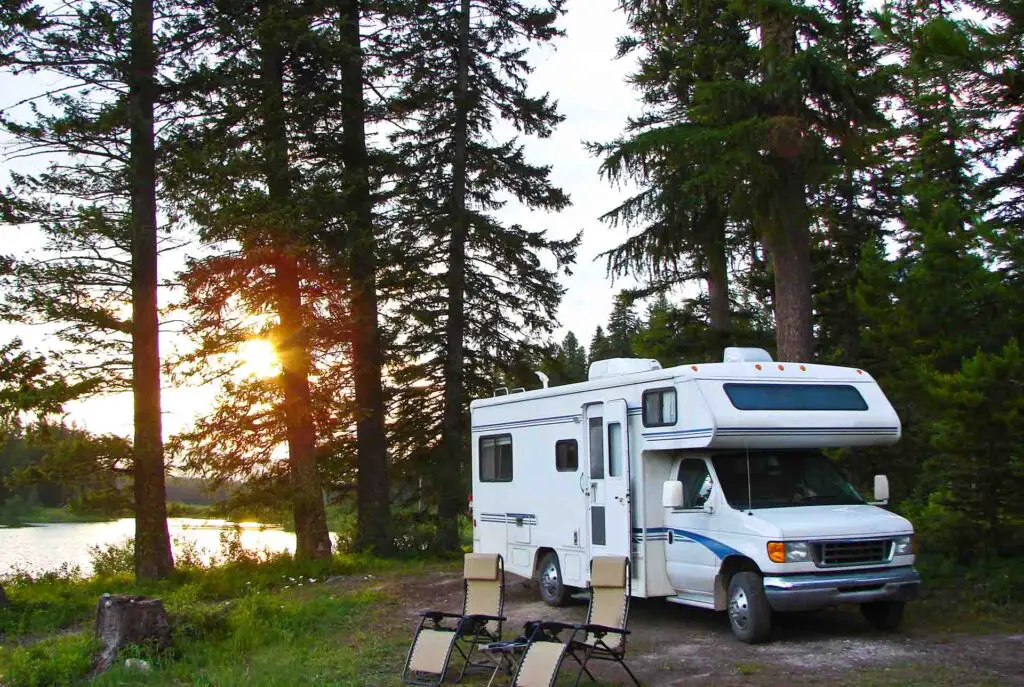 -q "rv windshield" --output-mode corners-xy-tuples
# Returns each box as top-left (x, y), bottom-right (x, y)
(711, 451), (864, 510)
